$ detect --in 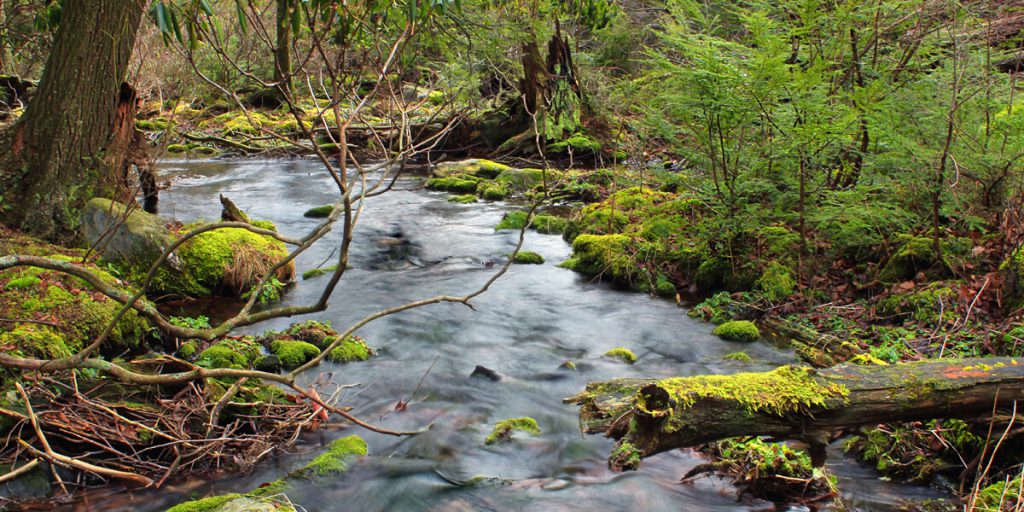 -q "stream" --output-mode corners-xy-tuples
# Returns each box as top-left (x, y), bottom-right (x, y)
(71, 158), (948, 511)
